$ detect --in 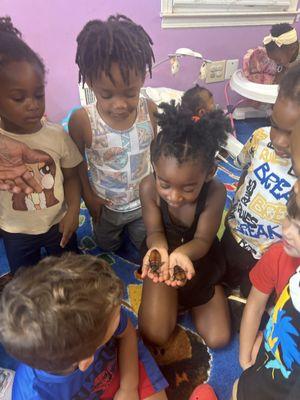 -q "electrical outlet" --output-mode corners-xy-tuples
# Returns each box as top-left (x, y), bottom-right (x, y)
(205, 60), (226, 84)
(225, 59), (239, 80)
